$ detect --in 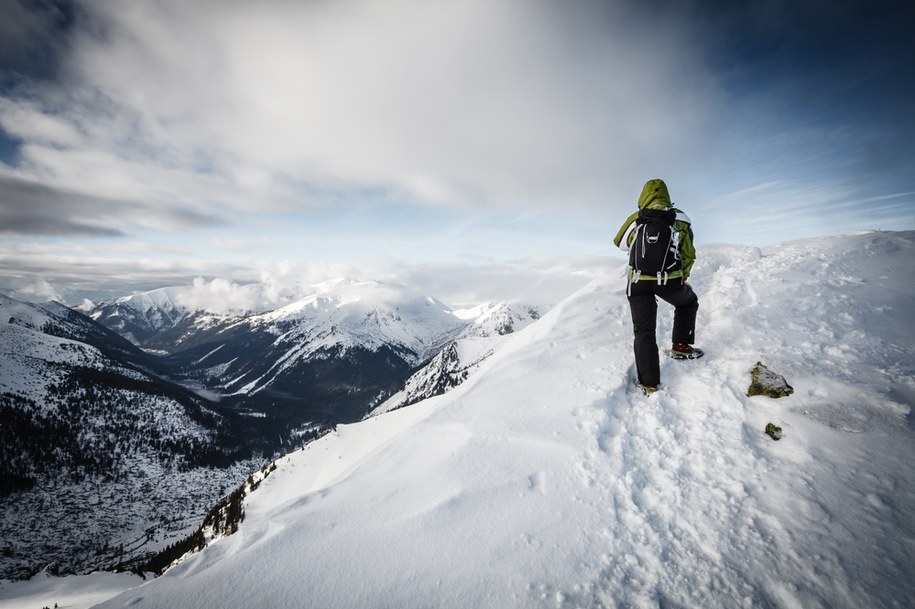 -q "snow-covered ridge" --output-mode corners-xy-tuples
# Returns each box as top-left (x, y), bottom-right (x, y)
(75, 230), (915, 609)
(1, 297), (107, 402)
(7, 231), (913, 607)
(112, 286), (187, 314)
(223, 297), (540, 400)
(368, 302), (541, 416)
(87, 278), (545, 406)
(1, 293), (57, 331)
(89, 279), (520, 365)
(89, 287), (194, 345)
